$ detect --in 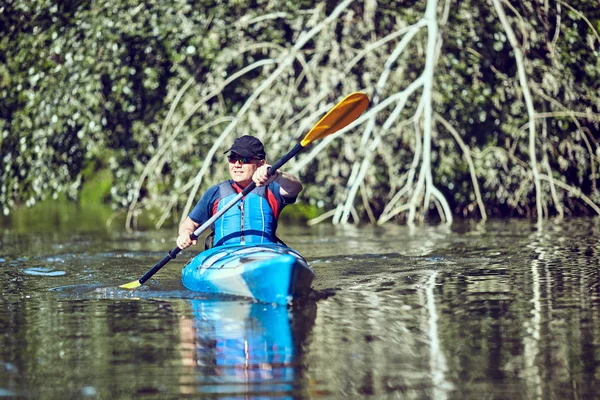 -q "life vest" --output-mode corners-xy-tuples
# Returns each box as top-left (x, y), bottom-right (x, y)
(212, 181), (278, 247)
